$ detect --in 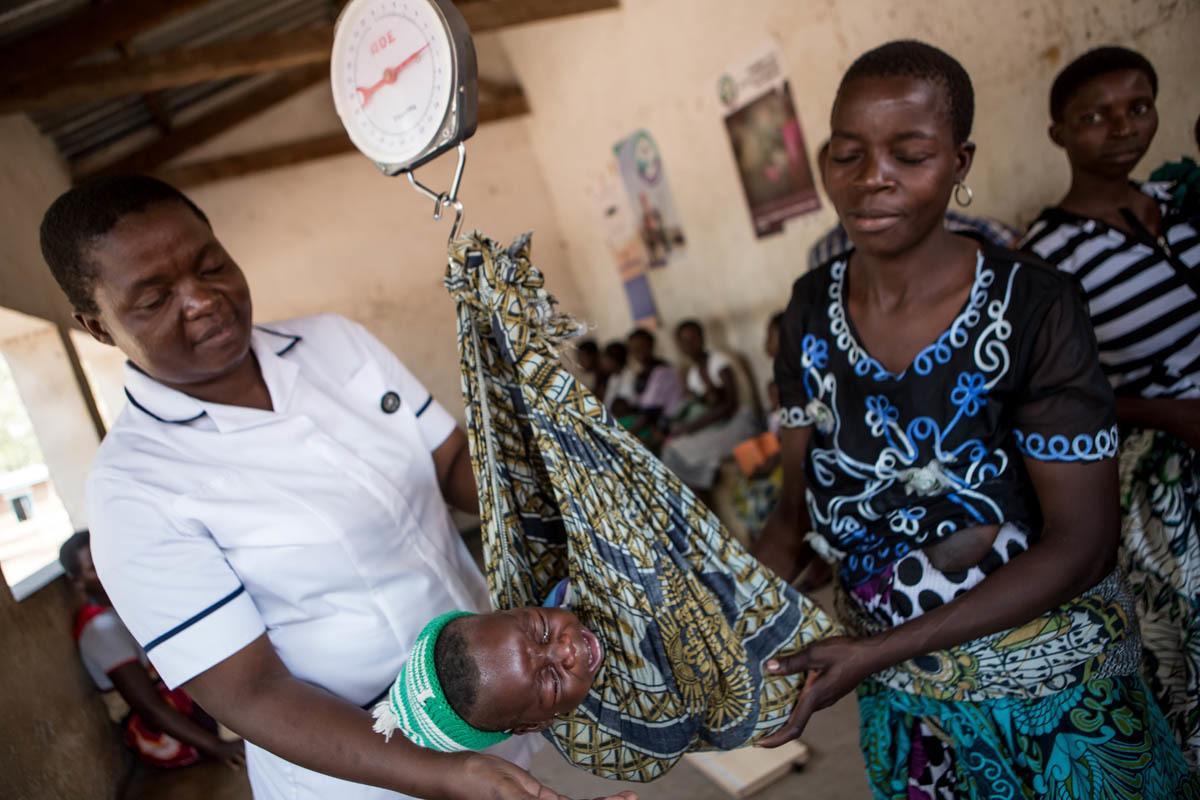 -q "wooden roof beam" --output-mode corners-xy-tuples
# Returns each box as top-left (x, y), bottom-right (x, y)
(0, 0), (215, 82)
(76, 63), (329, 181)
(154, 89), (530, 189)
(0, 26), (333, 115)
(0, 0), (619, 115)
(458, 0), (619, 31)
